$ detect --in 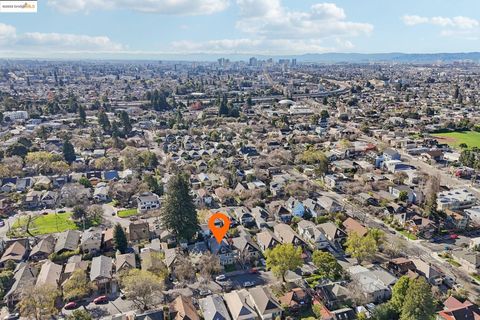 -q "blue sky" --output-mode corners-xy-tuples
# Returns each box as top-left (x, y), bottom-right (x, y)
(0, 0), (479, 58)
